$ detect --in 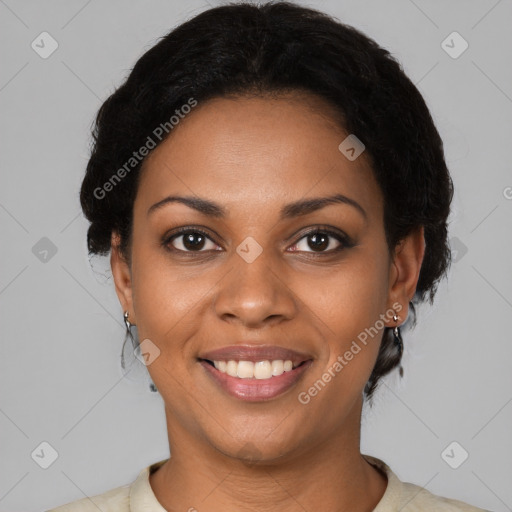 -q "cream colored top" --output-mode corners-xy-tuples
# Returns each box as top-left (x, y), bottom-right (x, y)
(47, 454), (490, 511)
